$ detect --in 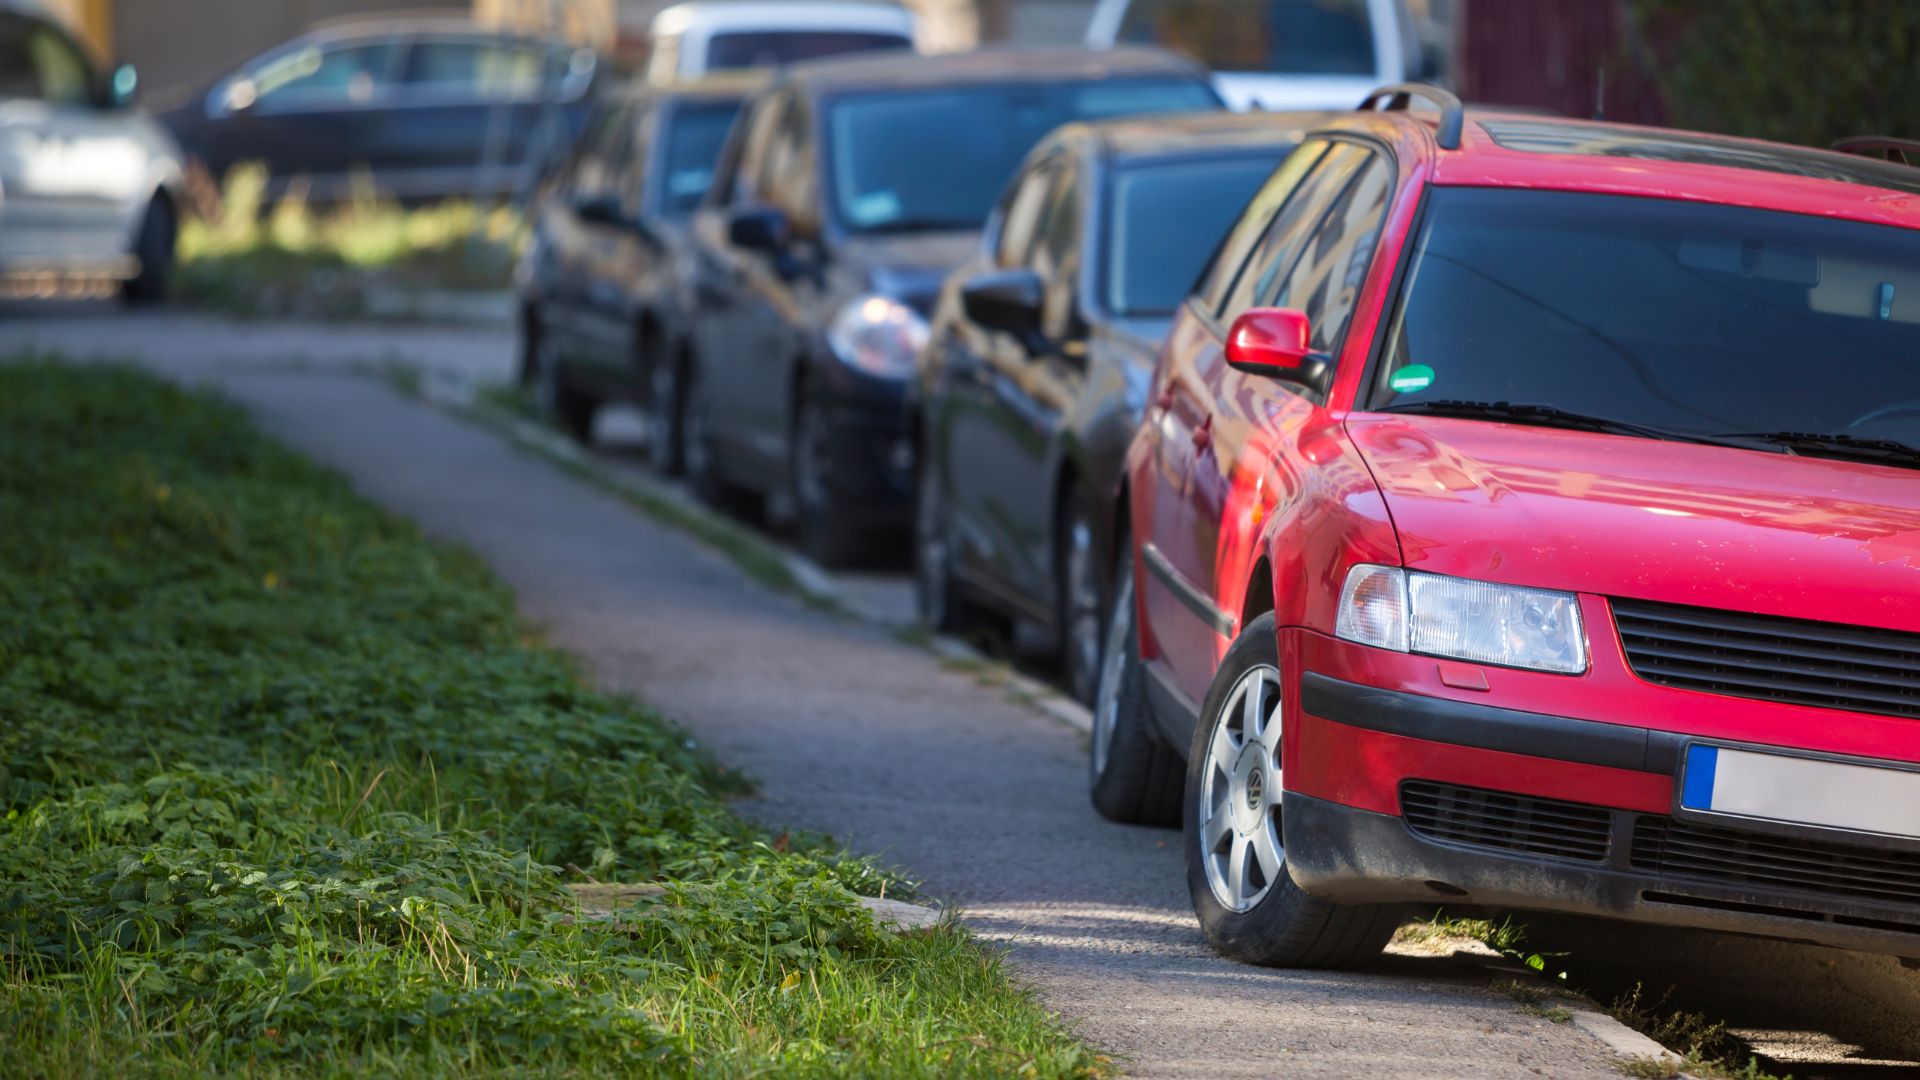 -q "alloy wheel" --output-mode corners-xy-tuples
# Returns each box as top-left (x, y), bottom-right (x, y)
(1197, 664), (1285, 913)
